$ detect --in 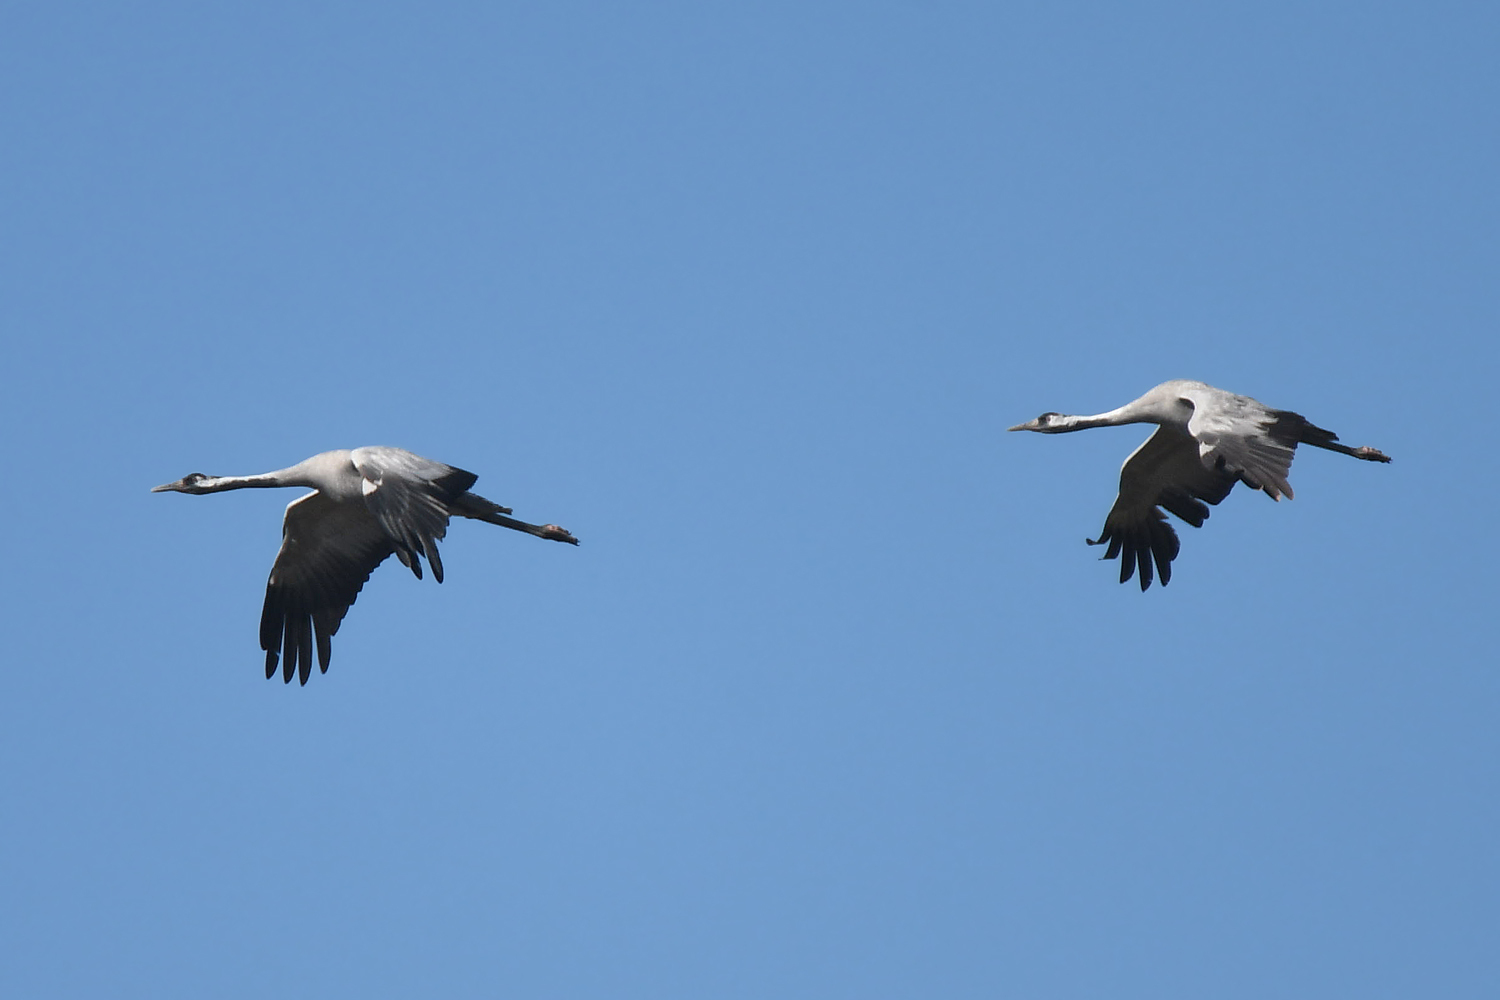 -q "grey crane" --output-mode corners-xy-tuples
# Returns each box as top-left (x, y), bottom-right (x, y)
(1009, 380), (1390, 590)
(152, 447), (578, 684)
